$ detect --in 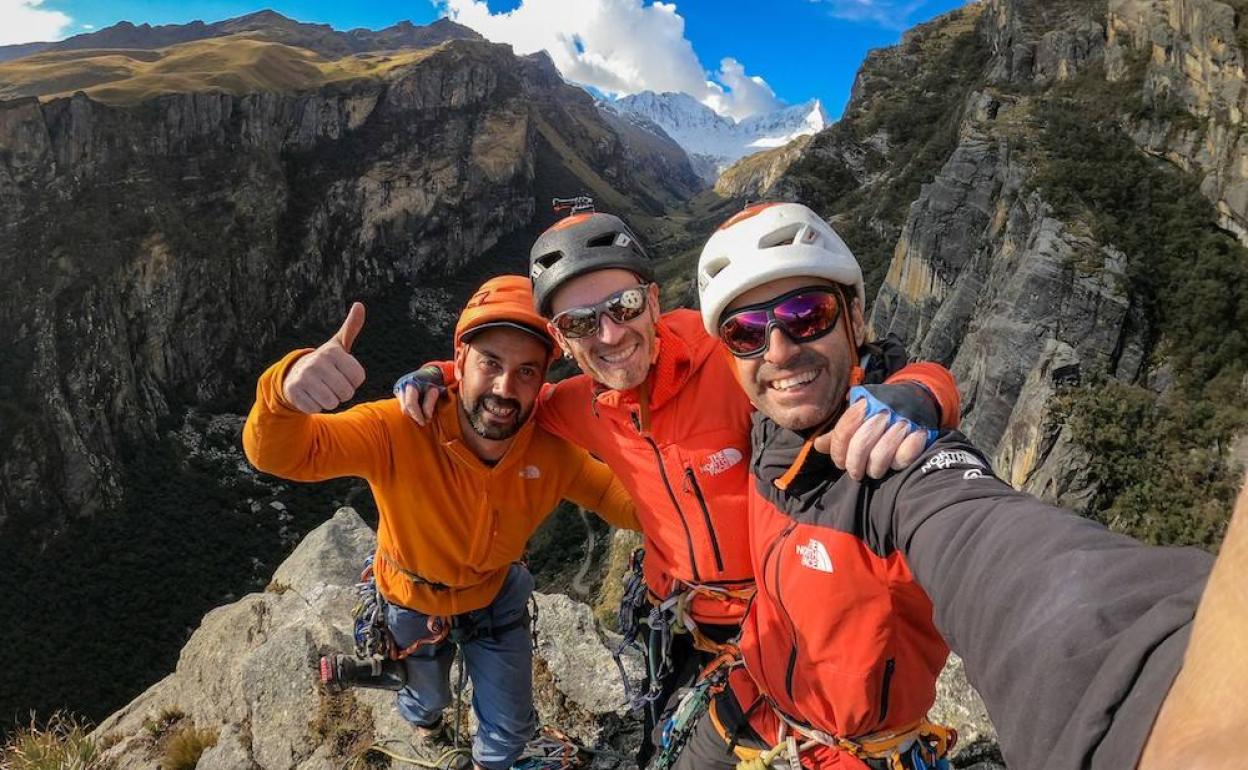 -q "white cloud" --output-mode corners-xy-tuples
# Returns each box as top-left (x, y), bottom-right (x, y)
(706, 57), (782, 121)
(441, 0), (784, 120)
(815, 0), (929, 30)
(0, 0), (73, 45)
